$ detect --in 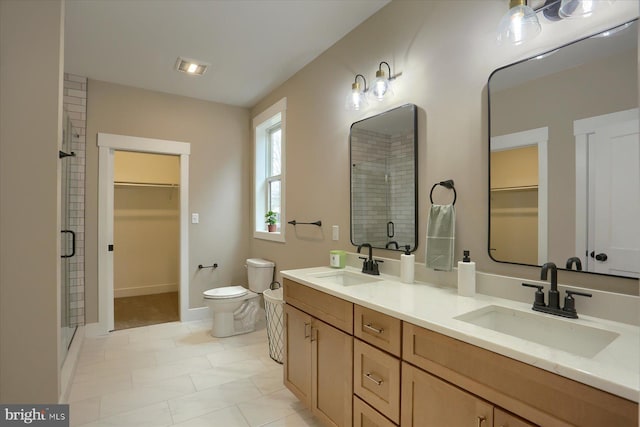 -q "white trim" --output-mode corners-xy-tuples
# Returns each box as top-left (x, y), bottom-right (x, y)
(59, 325), (84, 403)
(97, 133), (190, 334)
(491, 126), (549, 264)
(114, 283), (179, 298)
(253, 98), (287, 242)
(573, 108), (639, 270)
